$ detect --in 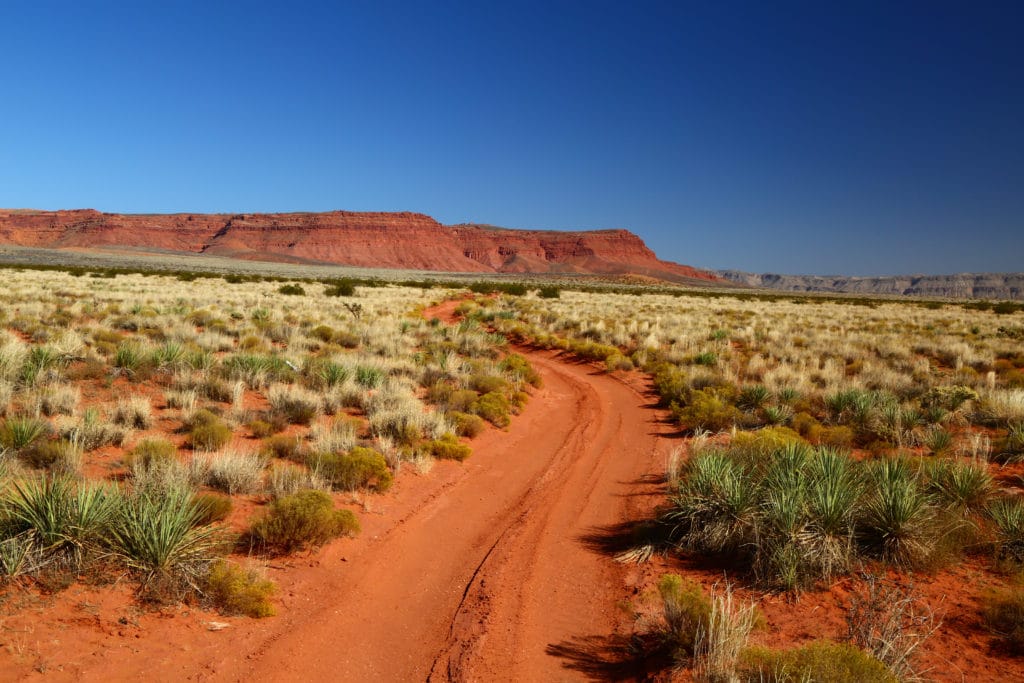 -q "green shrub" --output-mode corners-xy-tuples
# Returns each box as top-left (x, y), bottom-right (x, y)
(468, 374), (509, 395)
(537, 286), (560, 299)
(324, 279), (356, 297)
(674, 389), (742, 432)
(983, 588), (1024, 653)
(499, 353), (542, 387)
(261, 434), (304, 461)
(192, 493), (234, 526)
(278, 284), (305, 296)
(206, 560), (276, 618)
(426, 434), (472, 461)
(472, 391), (510, 427)
(450, 411), (485, 438)
(740, 641), (896, 682)
(126, 438), (178, 471)
(312, 447), (393, 492)
(250, 489), (360, 554)
(659, 573), (711, 658)
(188, 410), (233, 450)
